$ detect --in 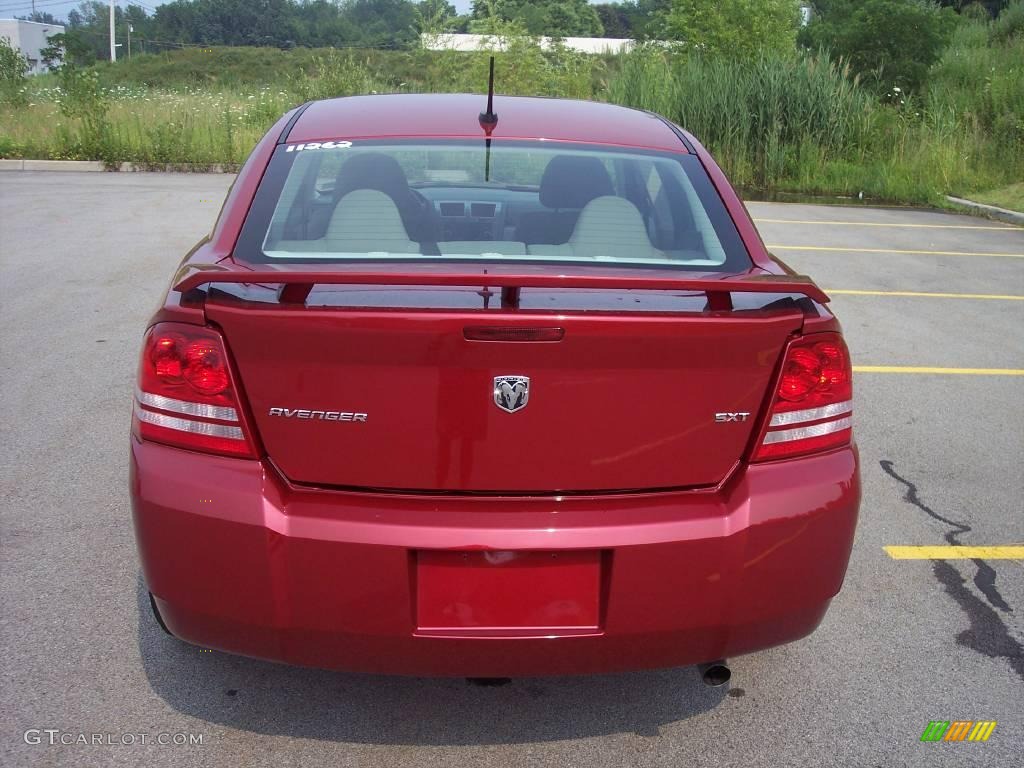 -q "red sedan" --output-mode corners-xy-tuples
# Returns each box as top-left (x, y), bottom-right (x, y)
(130, 94), (859, 680)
